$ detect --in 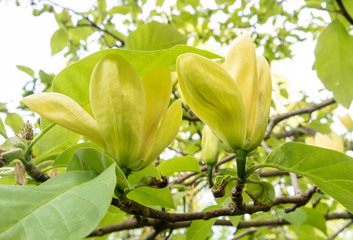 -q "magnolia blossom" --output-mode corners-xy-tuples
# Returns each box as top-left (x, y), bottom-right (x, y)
(305, 131), (344, 153)
(22, 54), (182, 171)
(177, 35), (272, 153)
